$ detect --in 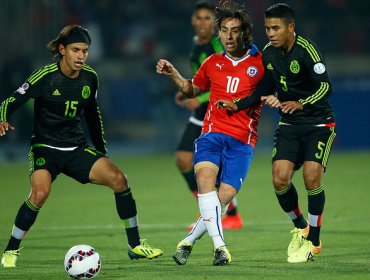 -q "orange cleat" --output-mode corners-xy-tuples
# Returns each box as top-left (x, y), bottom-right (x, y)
(222, 213), (243, 230)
